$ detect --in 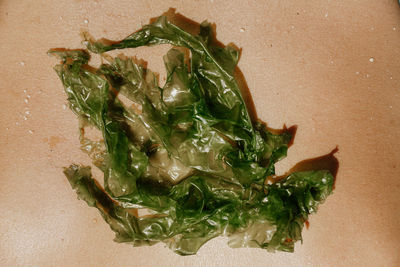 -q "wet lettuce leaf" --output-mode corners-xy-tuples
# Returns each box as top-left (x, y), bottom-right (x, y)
(49, 15), (334, 255)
